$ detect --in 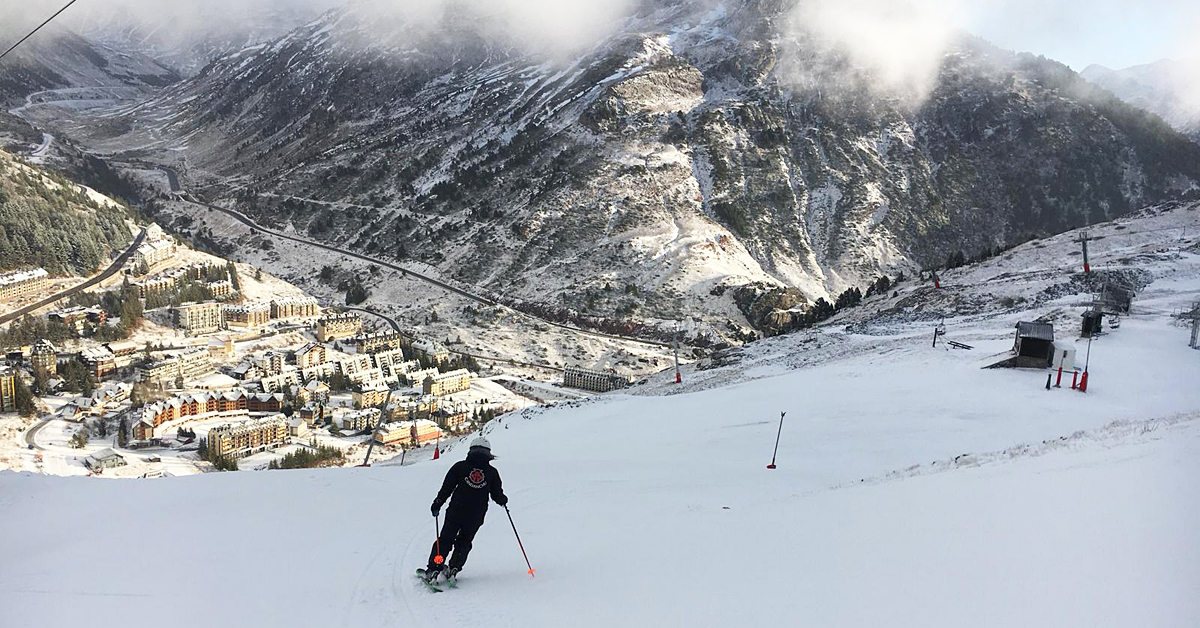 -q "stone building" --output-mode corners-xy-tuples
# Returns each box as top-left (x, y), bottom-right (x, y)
(316, 312), (362, 342)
